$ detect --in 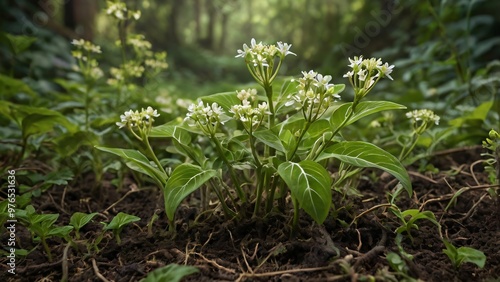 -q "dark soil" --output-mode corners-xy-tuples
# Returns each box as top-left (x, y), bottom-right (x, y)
(2, 147), (499, 281)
